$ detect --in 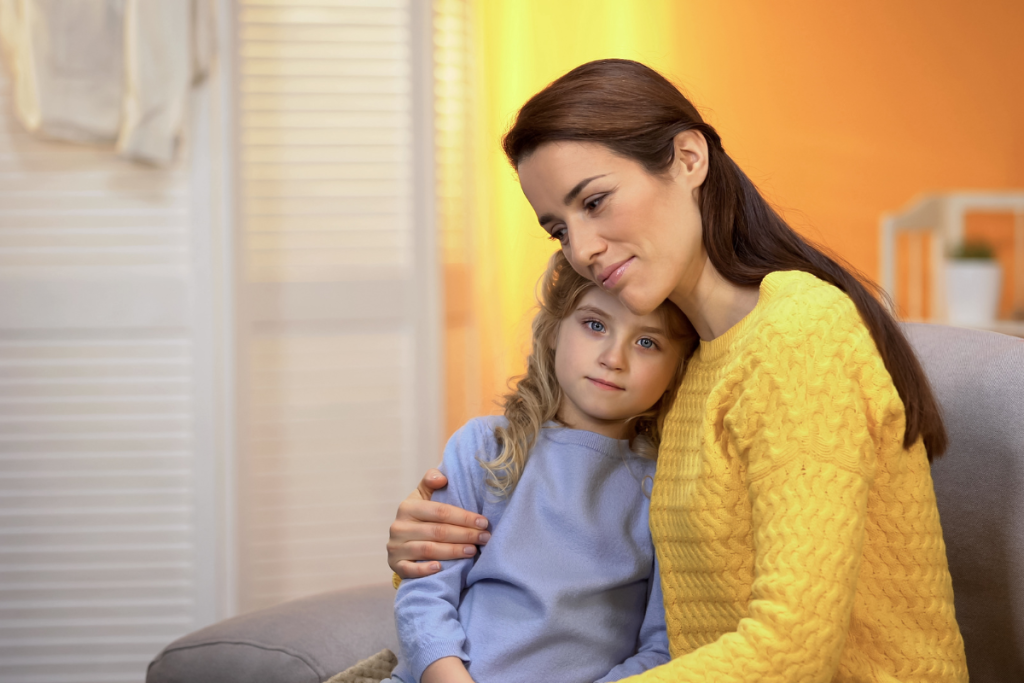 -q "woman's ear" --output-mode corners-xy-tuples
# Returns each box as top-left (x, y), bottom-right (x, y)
(669, 129), (710, 192)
